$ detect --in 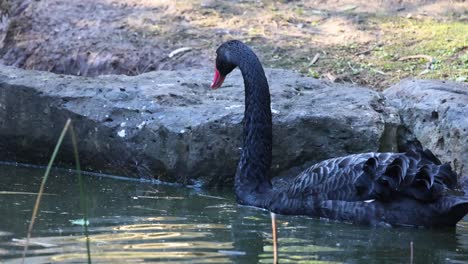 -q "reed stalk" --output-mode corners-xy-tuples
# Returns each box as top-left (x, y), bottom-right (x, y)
(22, 119), (91, 263)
